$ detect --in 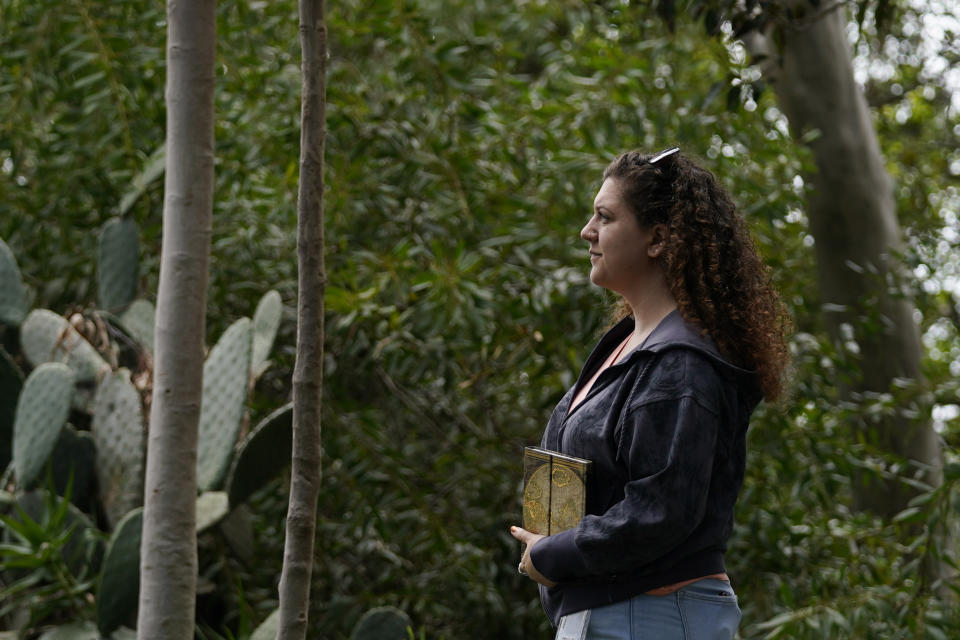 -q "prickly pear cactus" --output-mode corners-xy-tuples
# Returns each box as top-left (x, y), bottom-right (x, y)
(196, 317), (252, 491)
(13, 363), (74, 489)
(96, 507), (142, 636)
(20, 309), (110, 383)
(251, 289), (282, 378)
(0, 346), (23, 472)
(37, 622), (100, 640)
(97, 218), (139, 312)
(91, 369), (145, 528)
(118, 298), (155, 351)
(196, 491), (229, 533)
(250, 608), (280, 640)
(50, 425), (97, 509)
(218, 503), (254, 561)
(0, 237), (27, 326)
(349, 606), (413, 640)
(226, 403), (292, 508)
